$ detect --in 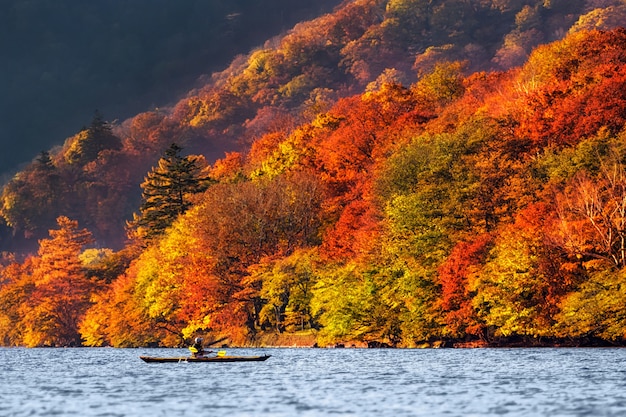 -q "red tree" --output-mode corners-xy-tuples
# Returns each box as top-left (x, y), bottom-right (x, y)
(438, 234), (493, 339)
